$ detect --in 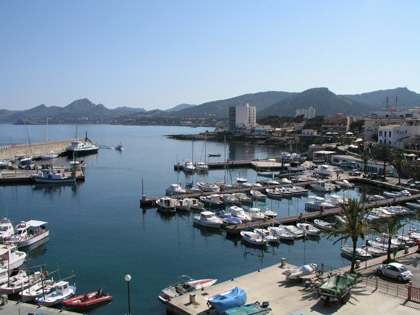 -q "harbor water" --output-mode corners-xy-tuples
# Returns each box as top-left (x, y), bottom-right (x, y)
(0, 124), (418, 314)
